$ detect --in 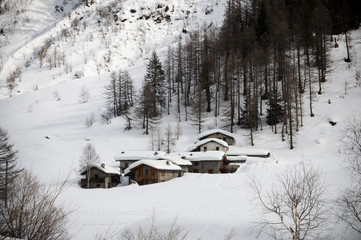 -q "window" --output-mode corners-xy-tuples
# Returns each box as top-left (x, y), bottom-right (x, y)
(208, 169), (214, 174)
(161, 171), (165, 176)
(96, 183), (100, 188)
(107, 182), (110, 188)
(216, 147), (219, 151)
(125, 163), (129, 168)
(223, 137), (226, 141)
(203, 146), (207, 152)
(194, 162), (199, 166)
(95, 174), (99, 179)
